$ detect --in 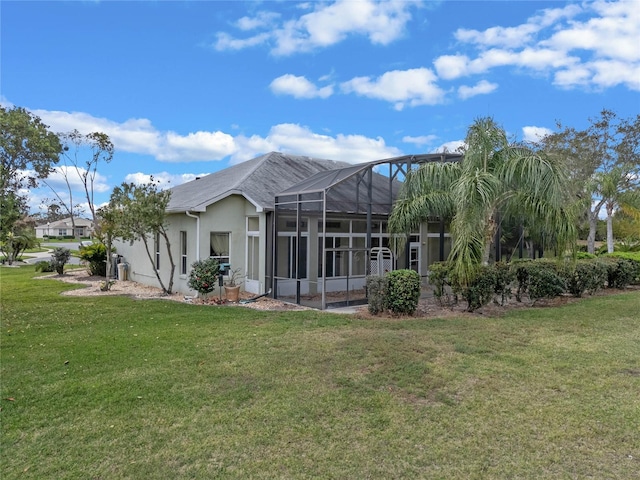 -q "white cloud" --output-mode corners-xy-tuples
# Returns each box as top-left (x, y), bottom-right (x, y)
(25, 106), (404, 168)
(402, 135), (438, 147)
(434, 54), (470, 80)
(214, 32), (271, 51)
(341, 68), (446, 109)
(270, 74), (334, 99)
(458, 80), (498, 99)
(36, 166), (110, 195)
(231, 123), (402, 164)
(214, 0), (419, 56)
(161, 131), (236, 162)
(522, 126), (553, 143)
(123, 172), (203, 189)
(31, 109), (237, 163)
(453, 3), (581, 49)
(236, 12), (280, 31)
(433, 140), (465, 154)
(434, 0), (640, 91)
